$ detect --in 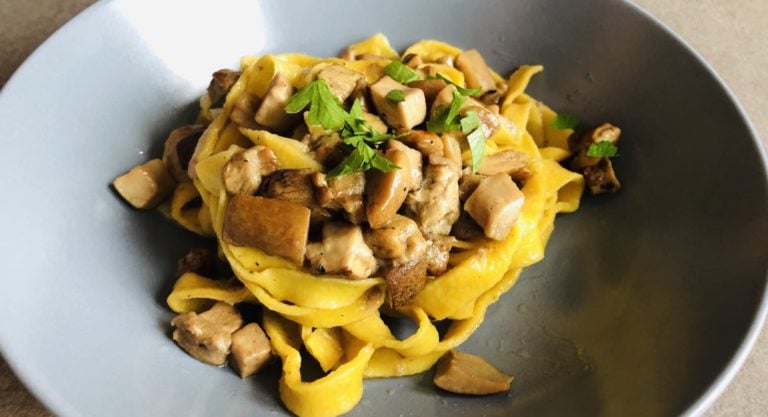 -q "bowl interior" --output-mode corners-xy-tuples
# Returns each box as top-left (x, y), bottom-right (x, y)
(0, 0), (766, 416)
